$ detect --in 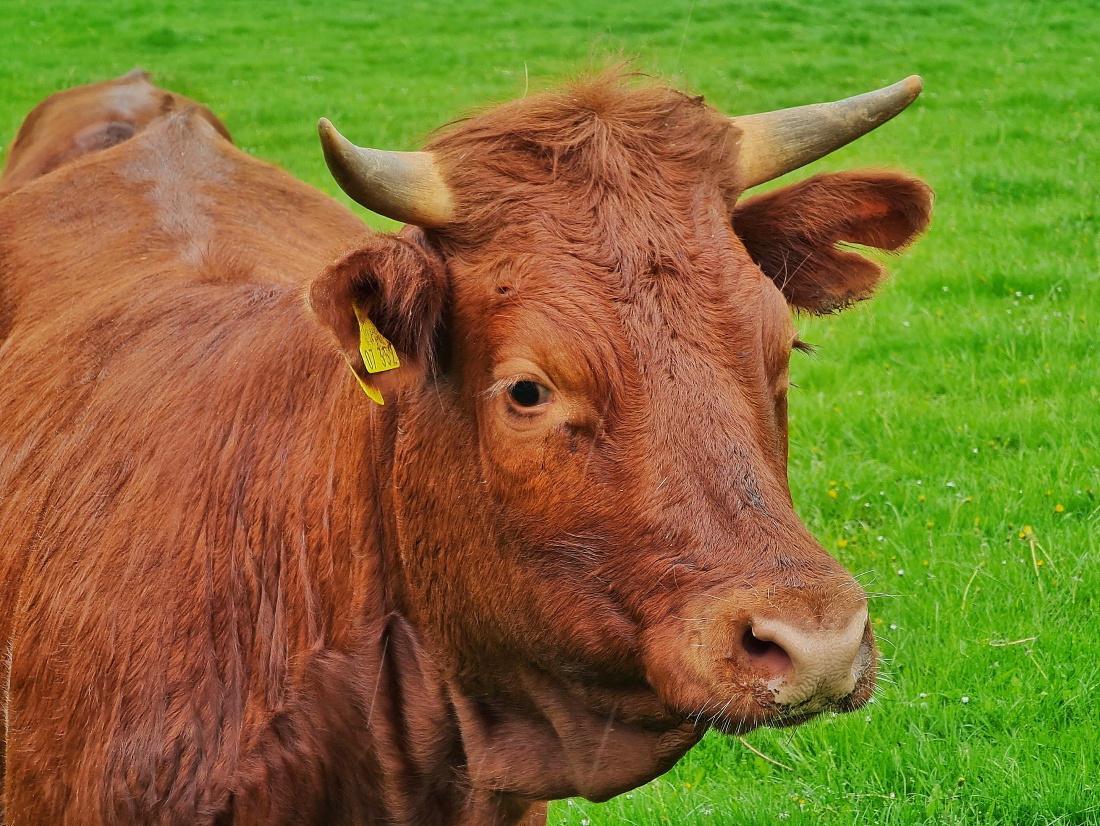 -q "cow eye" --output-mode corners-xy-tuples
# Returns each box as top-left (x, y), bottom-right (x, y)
(508, 380), (551, 408)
